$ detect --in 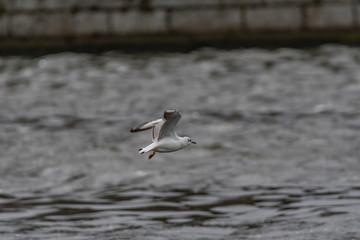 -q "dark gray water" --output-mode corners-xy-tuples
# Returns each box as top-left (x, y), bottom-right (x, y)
(1, 45), (360, 239)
